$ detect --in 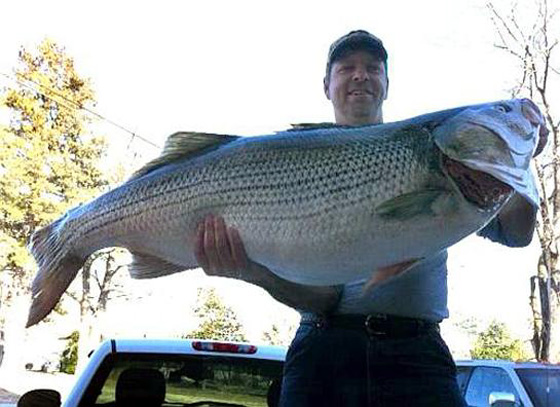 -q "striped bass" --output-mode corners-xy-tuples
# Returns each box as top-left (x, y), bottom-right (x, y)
(26, 98), (547, 327)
